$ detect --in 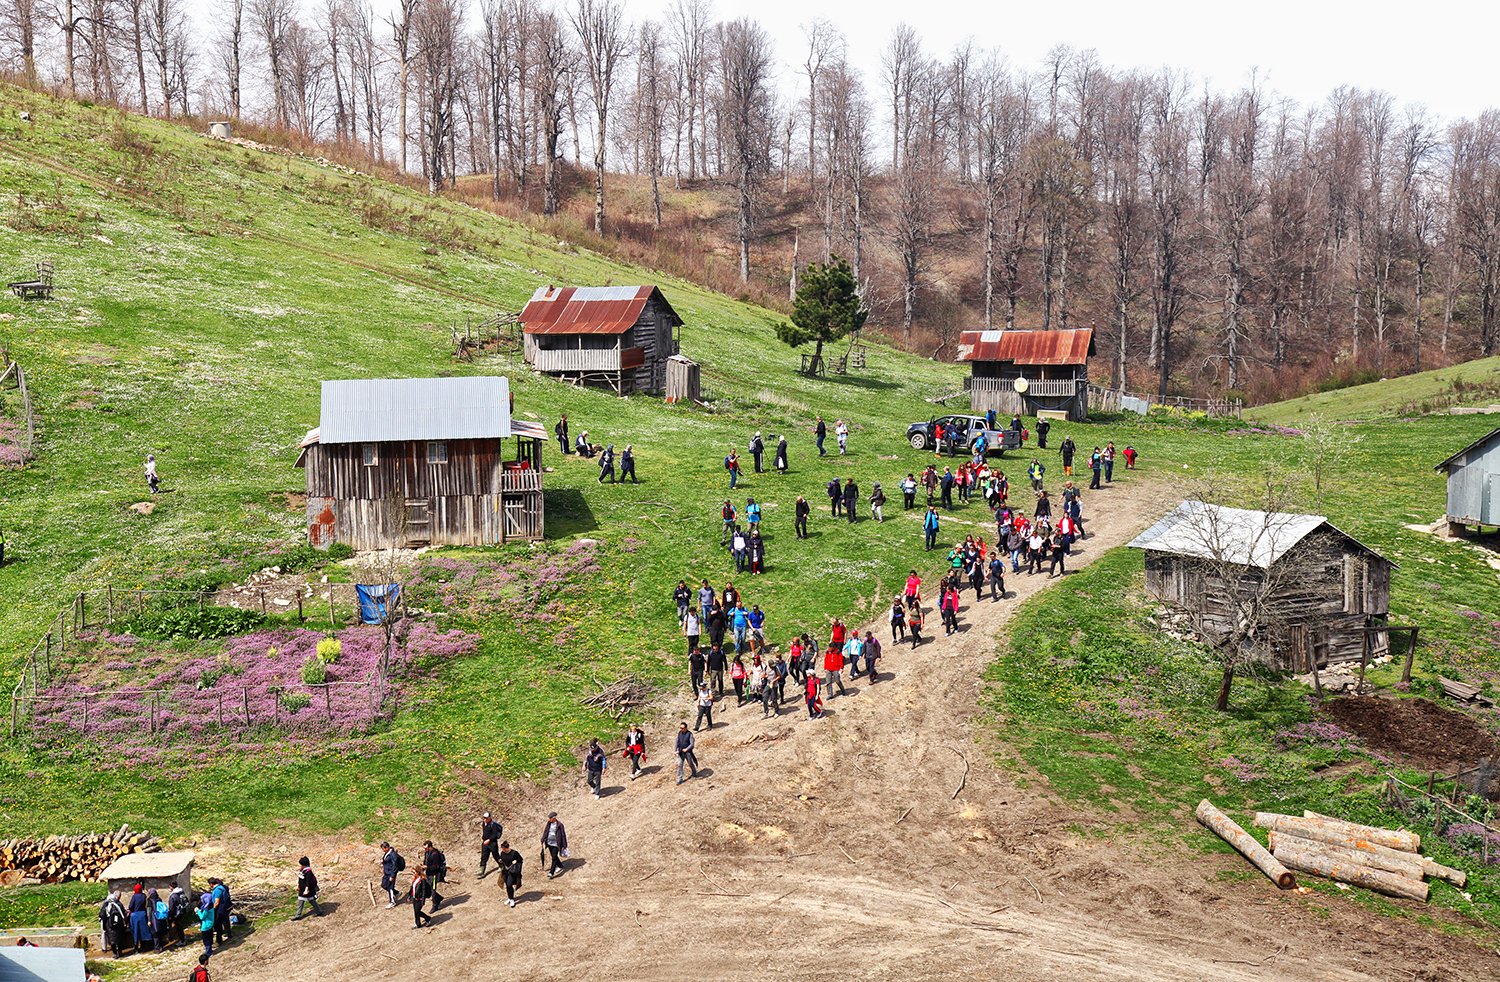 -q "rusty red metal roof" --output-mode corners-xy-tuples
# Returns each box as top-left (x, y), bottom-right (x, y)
(956, 329), (1096, 365)
(520, 285), (682, 335)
